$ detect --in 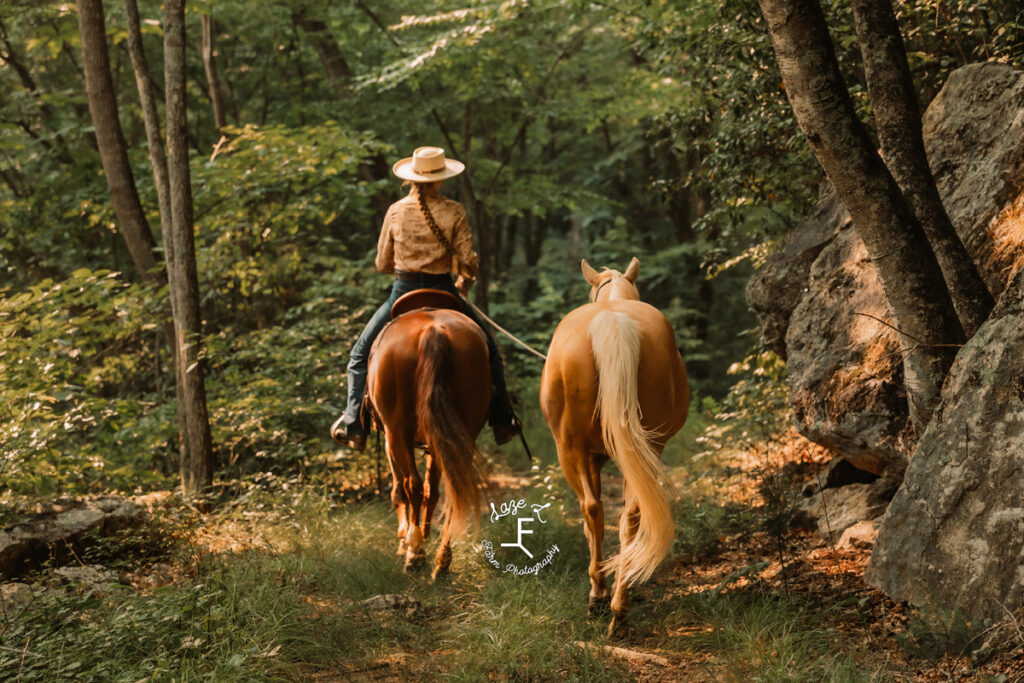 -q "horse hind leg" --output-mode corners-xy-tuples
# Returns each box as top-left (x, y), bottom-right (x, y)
(403, 468), (426, 573)
(608, 493), (641, 638)
(423, 450), (453, 582)
(392, 476), (409, 556)
(559, 445), (610, 613)
(431, 497), (458, 583)
(386, 427), (426, 571)
(422, 448), (442, 540)
(432, 541), (452, 583)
